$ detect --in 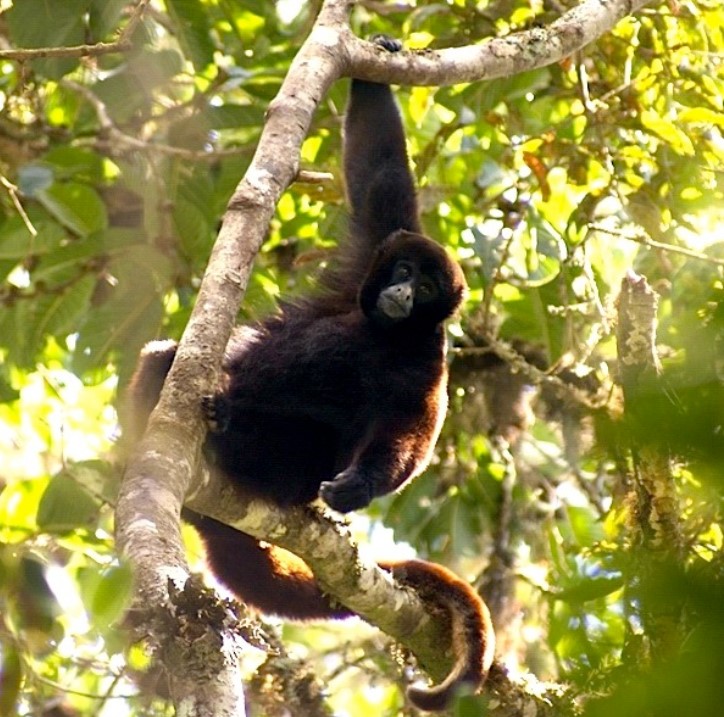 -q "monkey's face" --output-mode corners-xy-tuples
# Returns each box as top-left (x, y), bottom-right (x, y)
(360, 231), (466, 330)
